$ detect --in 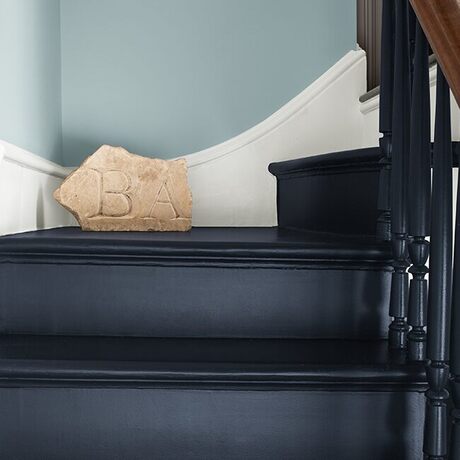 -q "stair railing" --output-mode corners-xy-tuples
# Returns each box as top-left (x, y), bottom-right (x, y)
(378, 0), (460, 458)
